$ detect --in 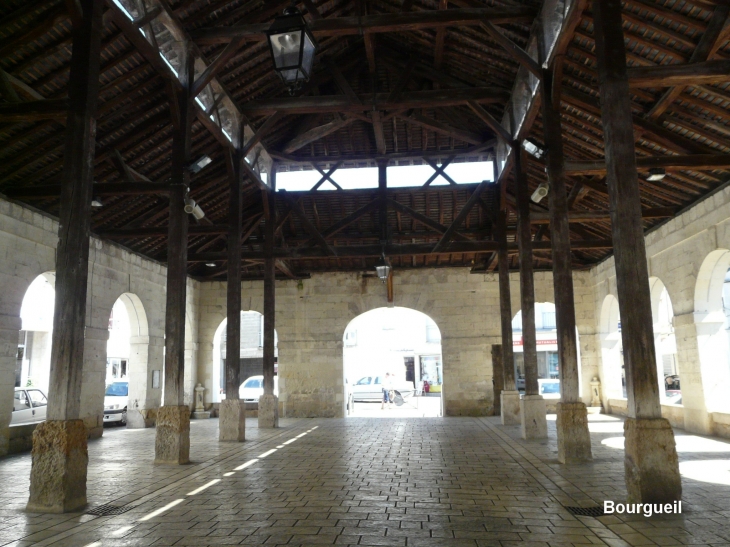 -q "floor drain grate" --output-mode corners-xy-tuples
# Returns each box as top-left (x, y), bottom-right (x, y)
(565, 506), (605, 517)
(86, 503), (131, 517)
